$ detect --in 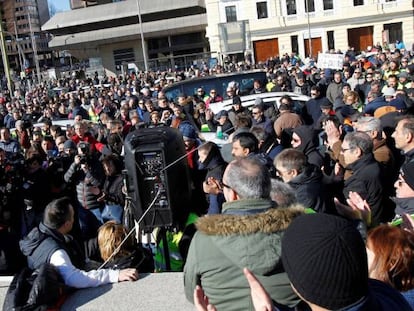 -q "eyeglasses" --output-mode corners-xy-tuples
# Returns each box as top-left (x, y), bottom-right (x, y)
(220, 181), (231, 190)
(252, 111), (260, 115)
